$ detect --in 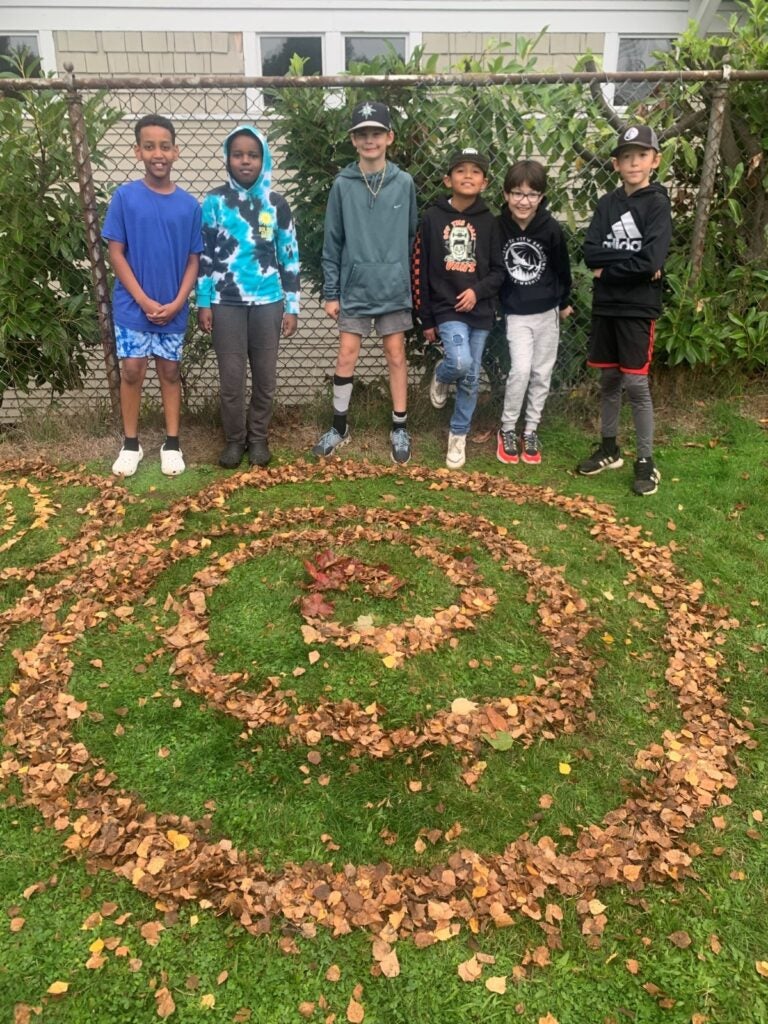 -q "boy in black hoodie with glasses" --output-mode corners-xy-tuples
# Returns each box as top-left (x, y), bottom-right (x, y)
(496, 159), (573, 467)
(414, 148), (504, 469)
(577, 124), (671, 496)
